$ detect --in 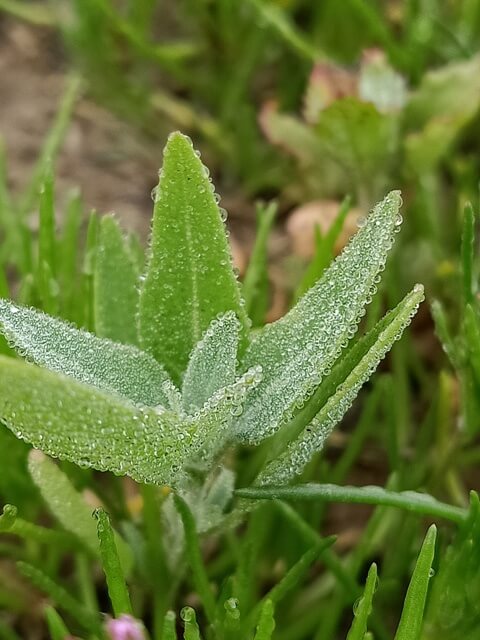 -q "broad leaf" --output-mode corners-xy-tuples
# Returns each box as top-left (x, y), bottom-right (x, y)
(258, 284), (424, 483)
(94, 215), (139, 345)
(0, 299), (172, 408)
(237, 191), (404, 444)
(0, 356), (189, 486)
(138, 132), (248, 385)
(182, 312), (239, 414)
